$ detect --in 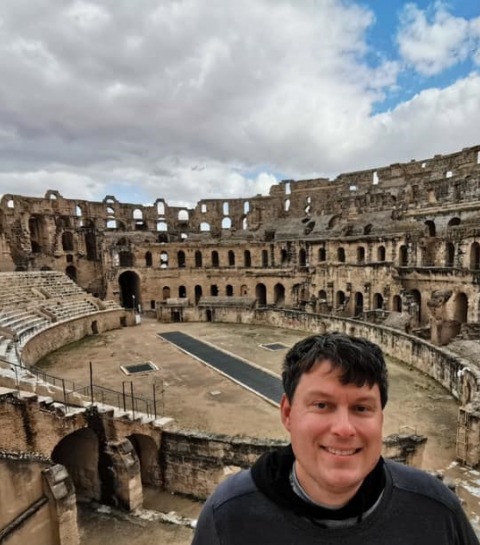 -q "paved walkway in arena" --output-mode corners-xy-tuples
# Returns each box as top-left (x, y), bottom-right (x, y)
(158, 331), (284, 404)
